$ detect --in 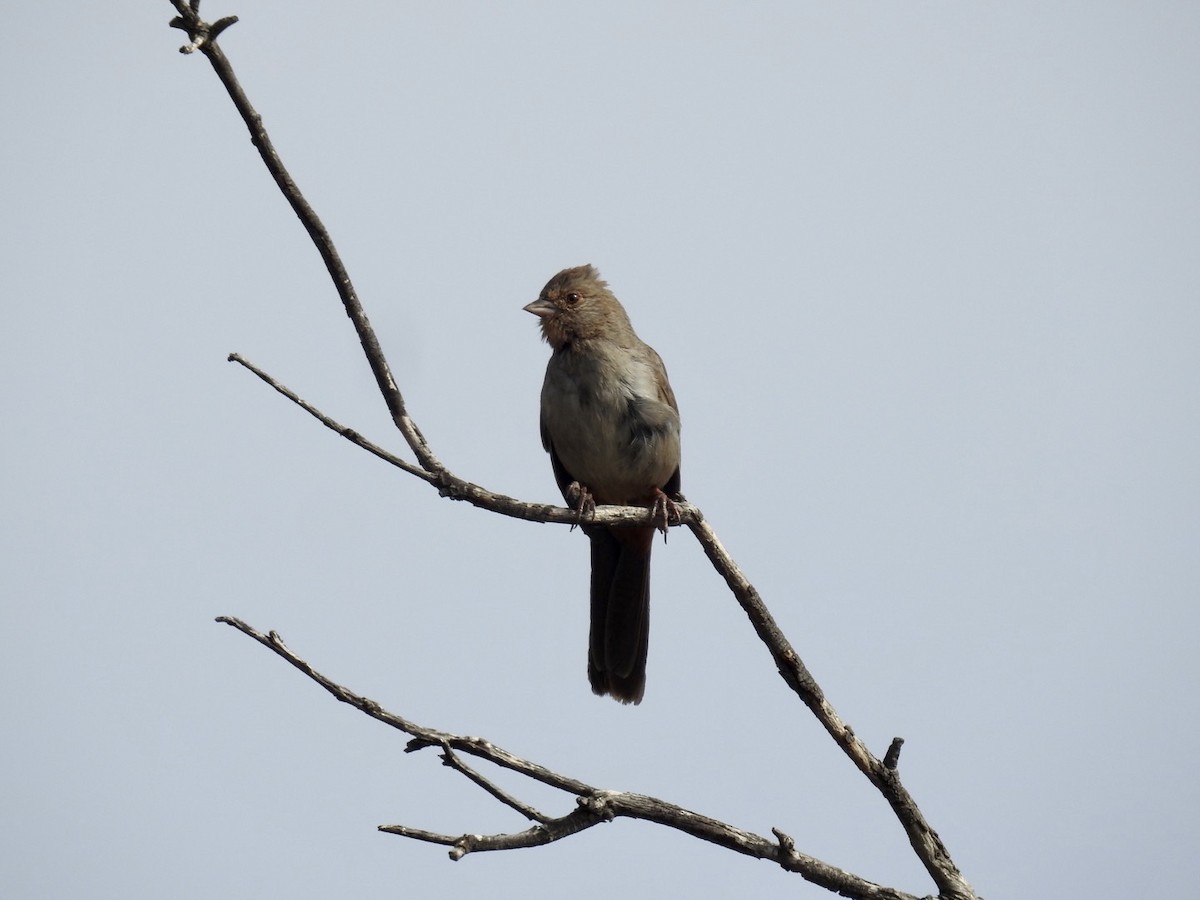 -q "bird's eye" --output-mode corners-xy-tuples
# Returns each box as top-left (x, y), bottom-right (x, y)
(565, 292), (581, 305)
